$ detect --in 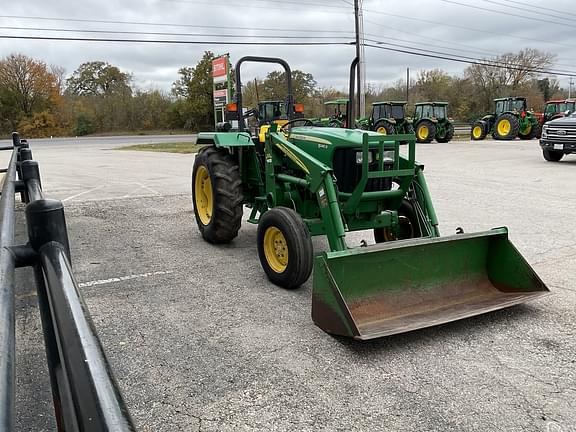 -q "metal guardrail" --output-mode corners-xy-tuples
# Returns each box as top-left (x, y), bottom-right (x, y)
(0, 133), (135, 431)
